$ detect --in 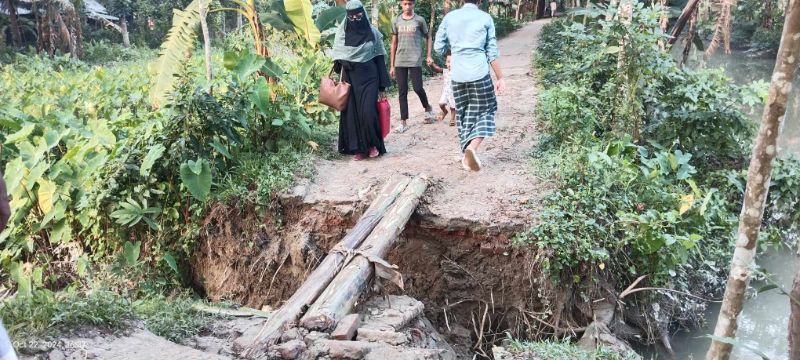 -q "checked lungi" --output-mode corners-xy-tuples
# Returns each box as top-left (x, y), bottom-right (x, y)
(452, 74), (497, 152)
